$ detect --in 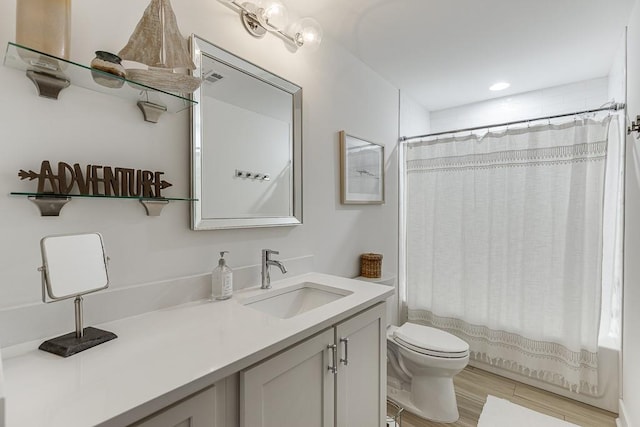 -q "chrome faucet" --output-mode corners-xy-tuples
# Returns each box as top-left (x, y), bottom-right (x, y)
(261, 249), (287, 289)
